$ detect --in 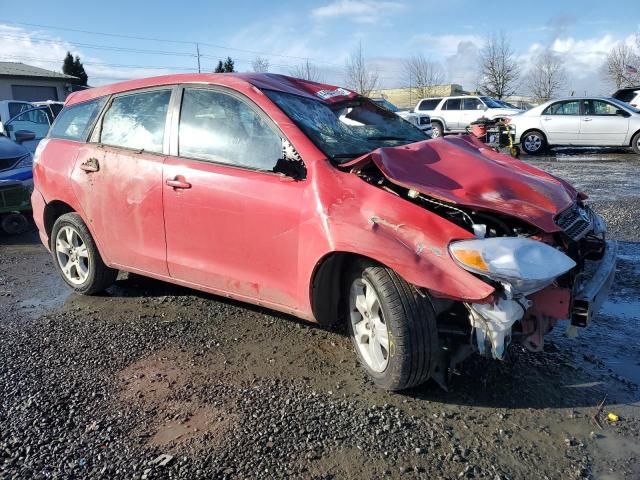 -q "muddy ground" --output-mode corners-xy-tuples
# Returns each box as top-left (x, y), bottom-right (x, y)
(1, 149), (639, 479)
